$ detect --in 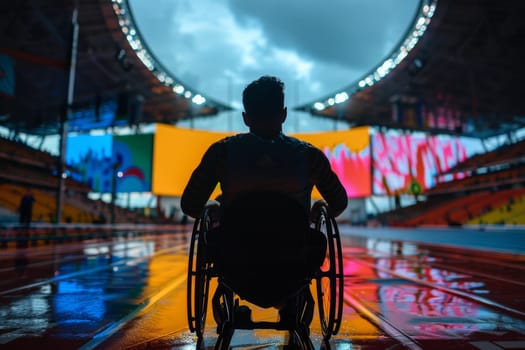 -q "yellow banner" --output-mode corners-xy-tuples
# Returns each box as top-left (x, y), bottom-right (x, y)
(152, 124), (370, 198)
